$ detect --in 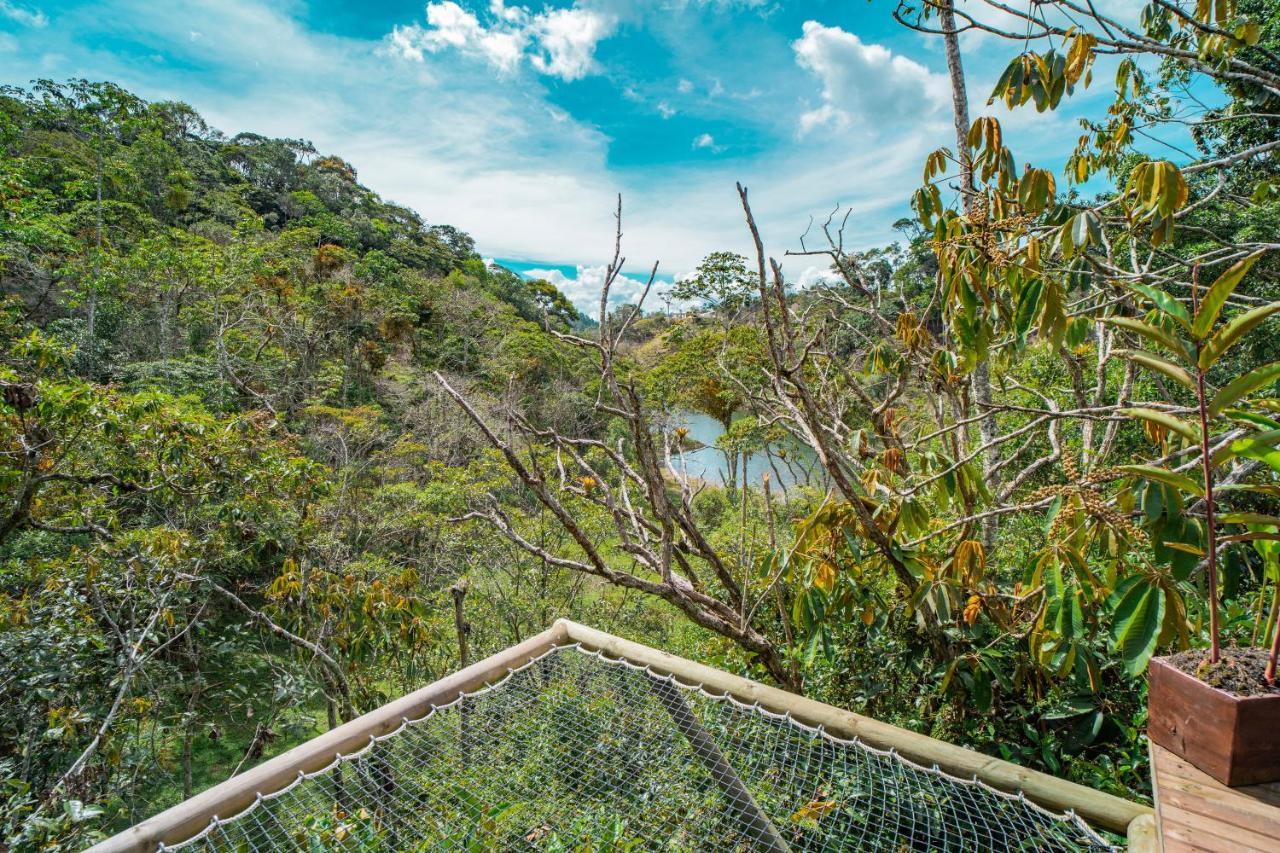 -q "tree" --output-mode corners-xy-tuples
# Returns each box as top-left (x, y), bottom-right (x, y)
(671, 251), (757, 324)
(436, 200), (797, 689)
